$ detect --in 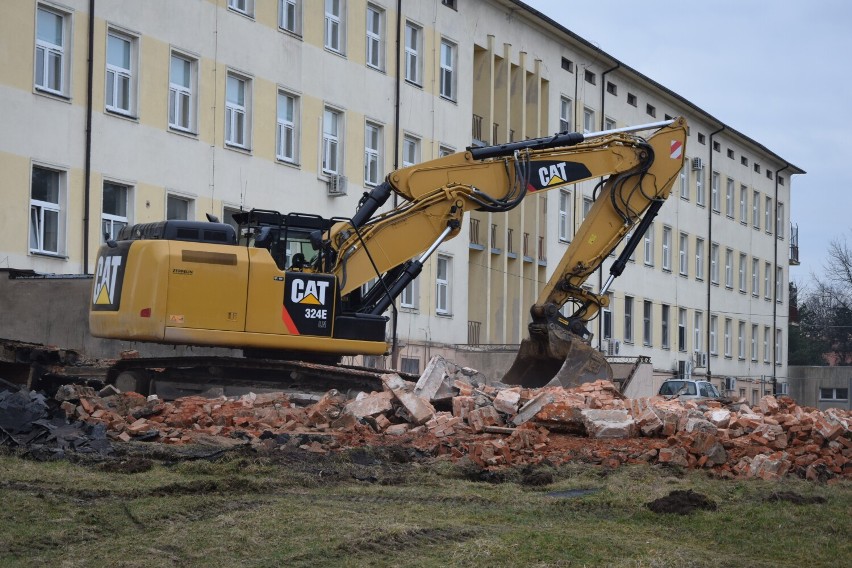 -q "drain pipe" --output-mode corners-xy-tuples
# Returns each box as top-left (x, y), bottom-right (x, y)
(83, 0), (95, 273)
(772, 163), (790, 394)
(596, 62), (619, 349)
(389, 0), (402, 369)
(706, 125), (725, 381)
